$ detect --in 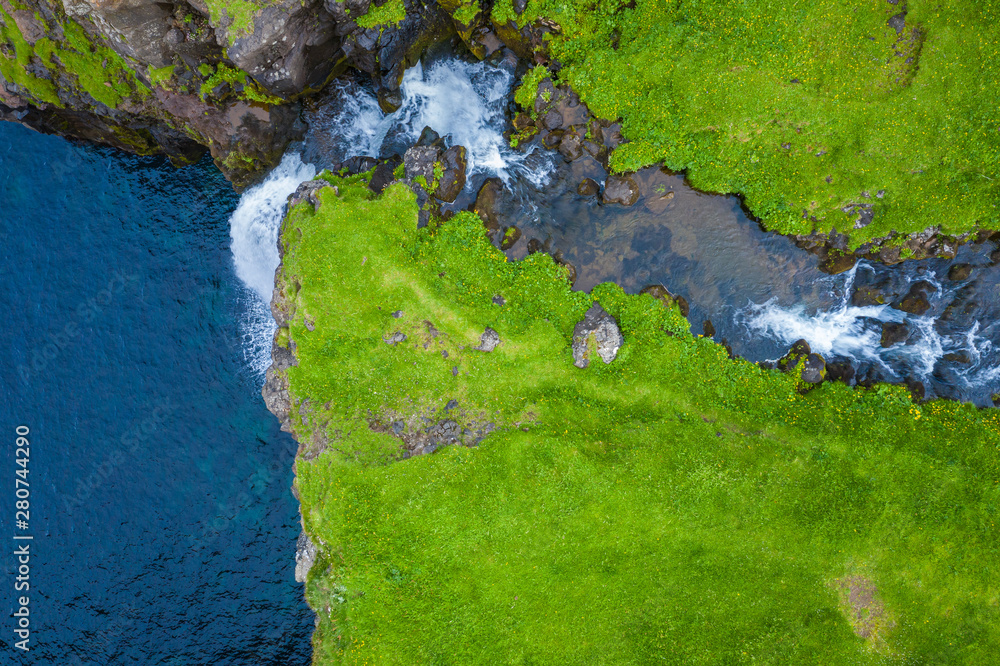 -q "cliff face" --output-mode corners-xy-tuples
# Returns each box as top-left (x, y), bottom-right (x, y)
(0, 0), (484, 186)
